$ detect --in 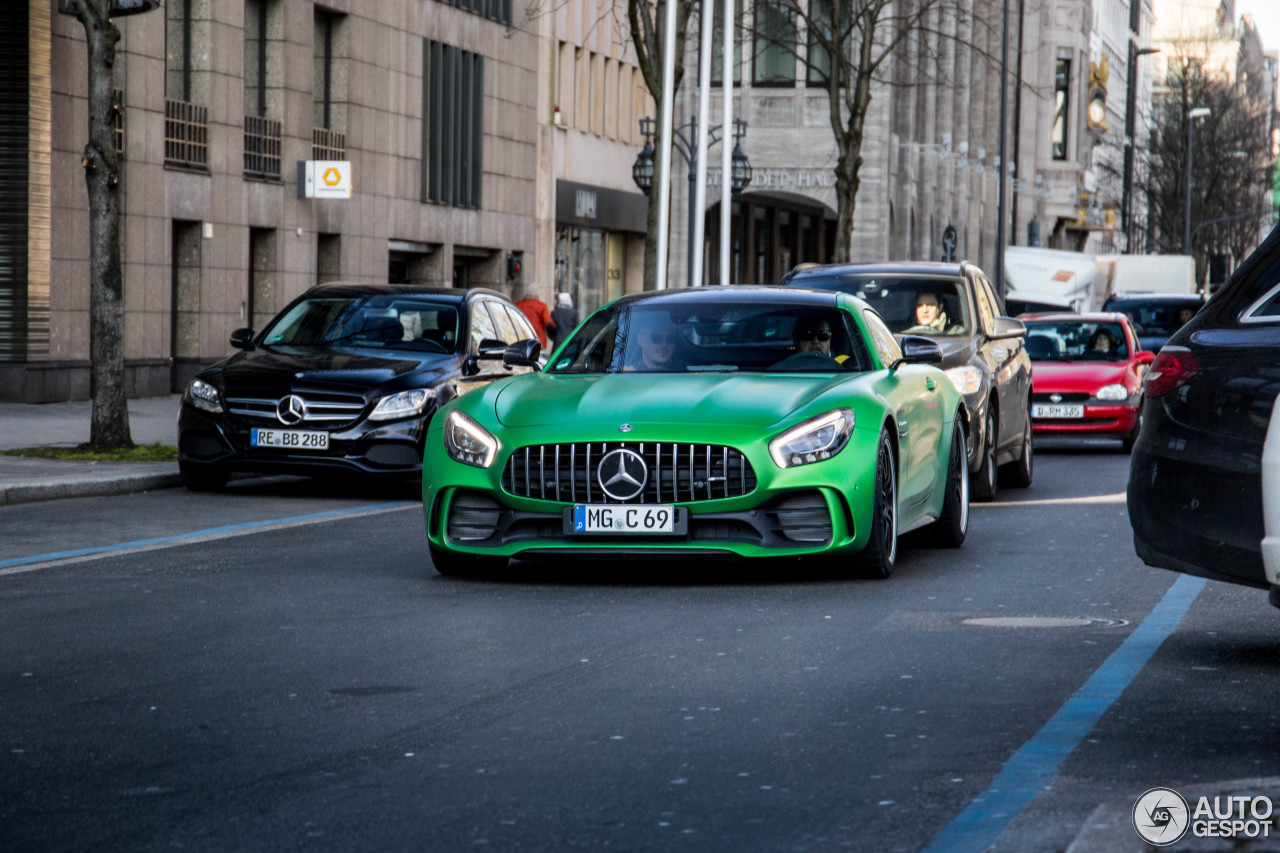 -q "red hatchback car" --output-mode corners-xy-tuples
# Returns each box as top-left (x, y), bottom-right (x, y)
(1022, 312), (1155, 452)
